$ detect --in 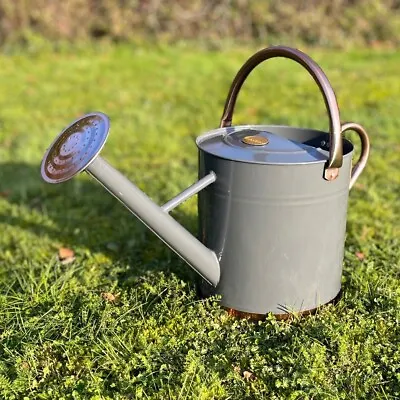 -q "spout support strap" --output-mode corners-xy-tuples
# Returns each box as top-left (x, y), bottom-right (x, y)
(162, 172), (216, 213)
